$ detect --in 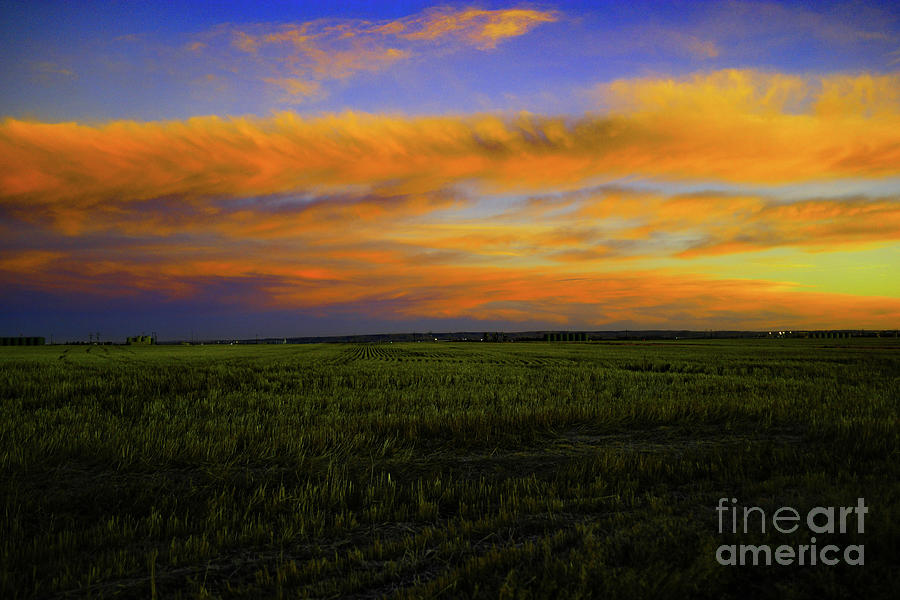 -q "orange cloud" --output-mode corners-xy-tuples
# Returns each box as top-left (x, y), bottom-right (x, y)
(3, 71), (900, 209)
(814, 73), (900, 118)
(391, 6), (559, 49)
(263, 77), (324, 103)
(0, 250), (65, 273)
(357, 188), (898, 266)
(595, 69), (812, 114)
(2, 245), (896, 330)
(192, 6), (556, 100)
(3, 180), (896, 327)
